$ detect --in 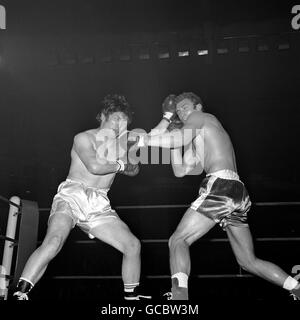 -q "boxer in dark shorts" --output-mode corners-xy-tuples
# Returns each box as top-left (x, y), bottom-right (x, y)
(190, 169), (251, 230)
(138, 92), (300, 300)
